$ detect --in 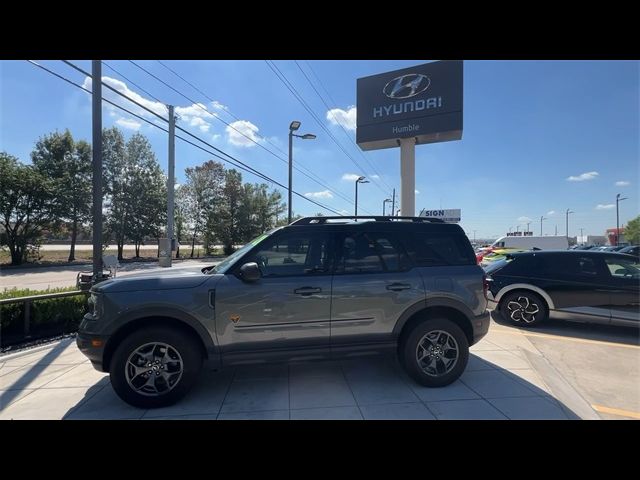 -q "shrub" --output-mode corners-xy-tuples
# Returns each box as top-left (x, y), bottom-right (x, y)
(0, 286), (88, 346)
